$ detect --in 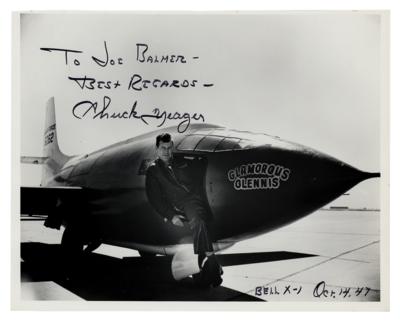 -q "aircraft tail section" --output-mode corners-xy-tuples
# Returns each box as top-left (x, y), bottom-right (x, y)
(21, 97), (71, 186)
(41, 97), (70, 185)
